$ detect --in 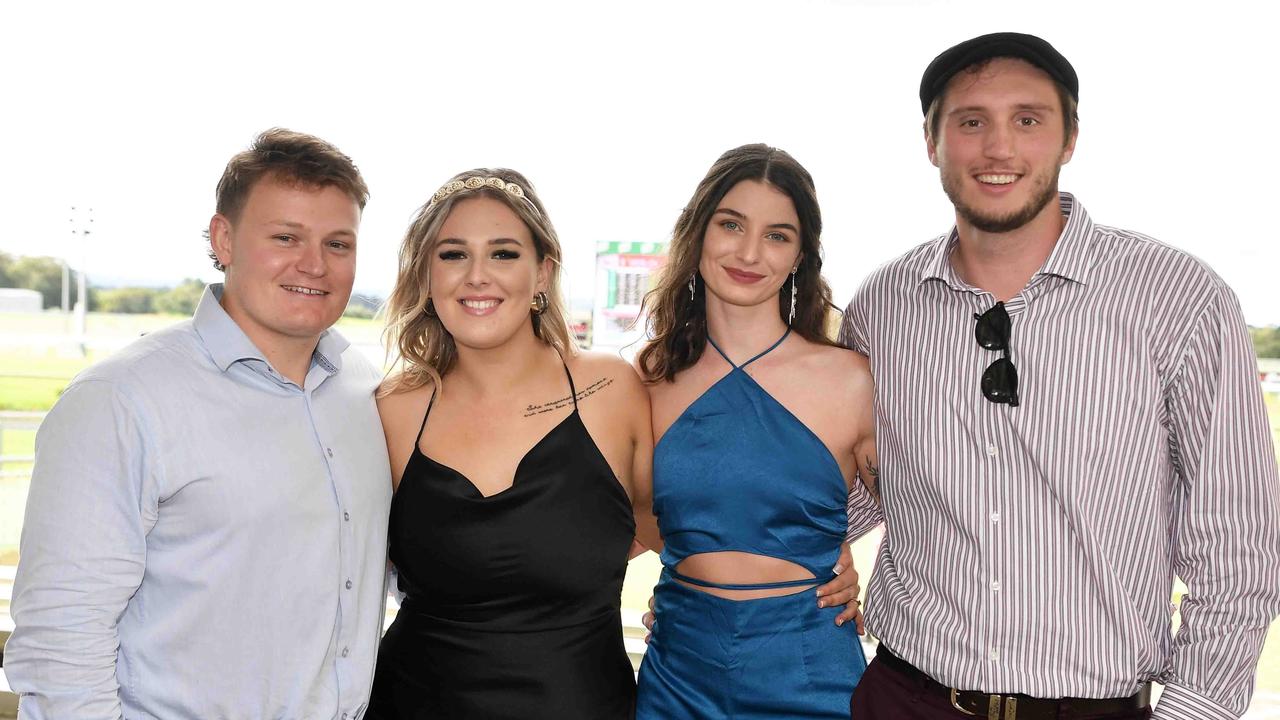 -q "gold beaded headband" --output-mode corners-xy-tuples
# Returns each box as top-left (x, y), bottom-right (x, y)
(429, 176), (532, 209)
